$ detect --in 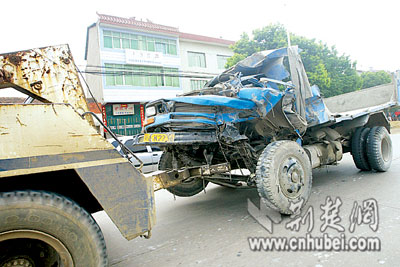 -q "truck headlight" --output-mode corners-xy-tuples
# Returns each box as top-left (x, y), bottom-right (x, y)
(145, 106), (156, 117)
